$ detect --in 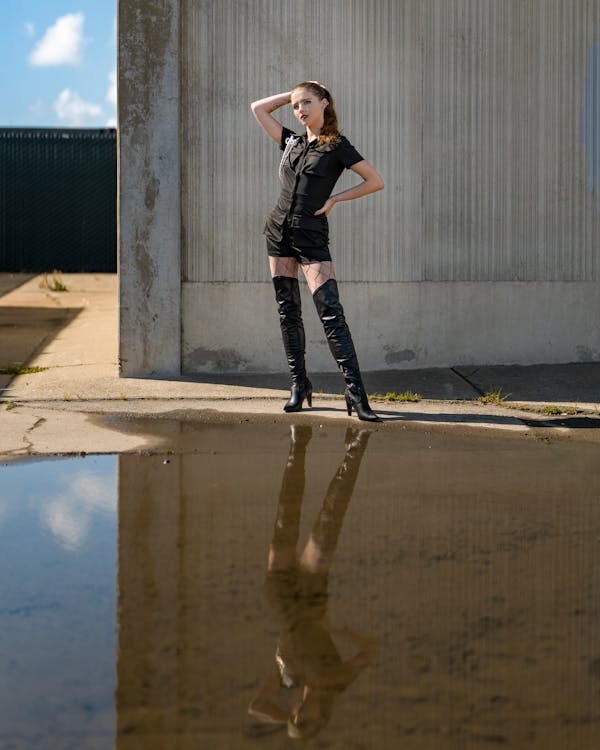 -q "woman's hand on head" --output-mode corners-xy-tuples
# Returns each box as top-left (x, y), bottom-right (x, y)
(250, 91), (292, 144)
(314, 198), (336, 217)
